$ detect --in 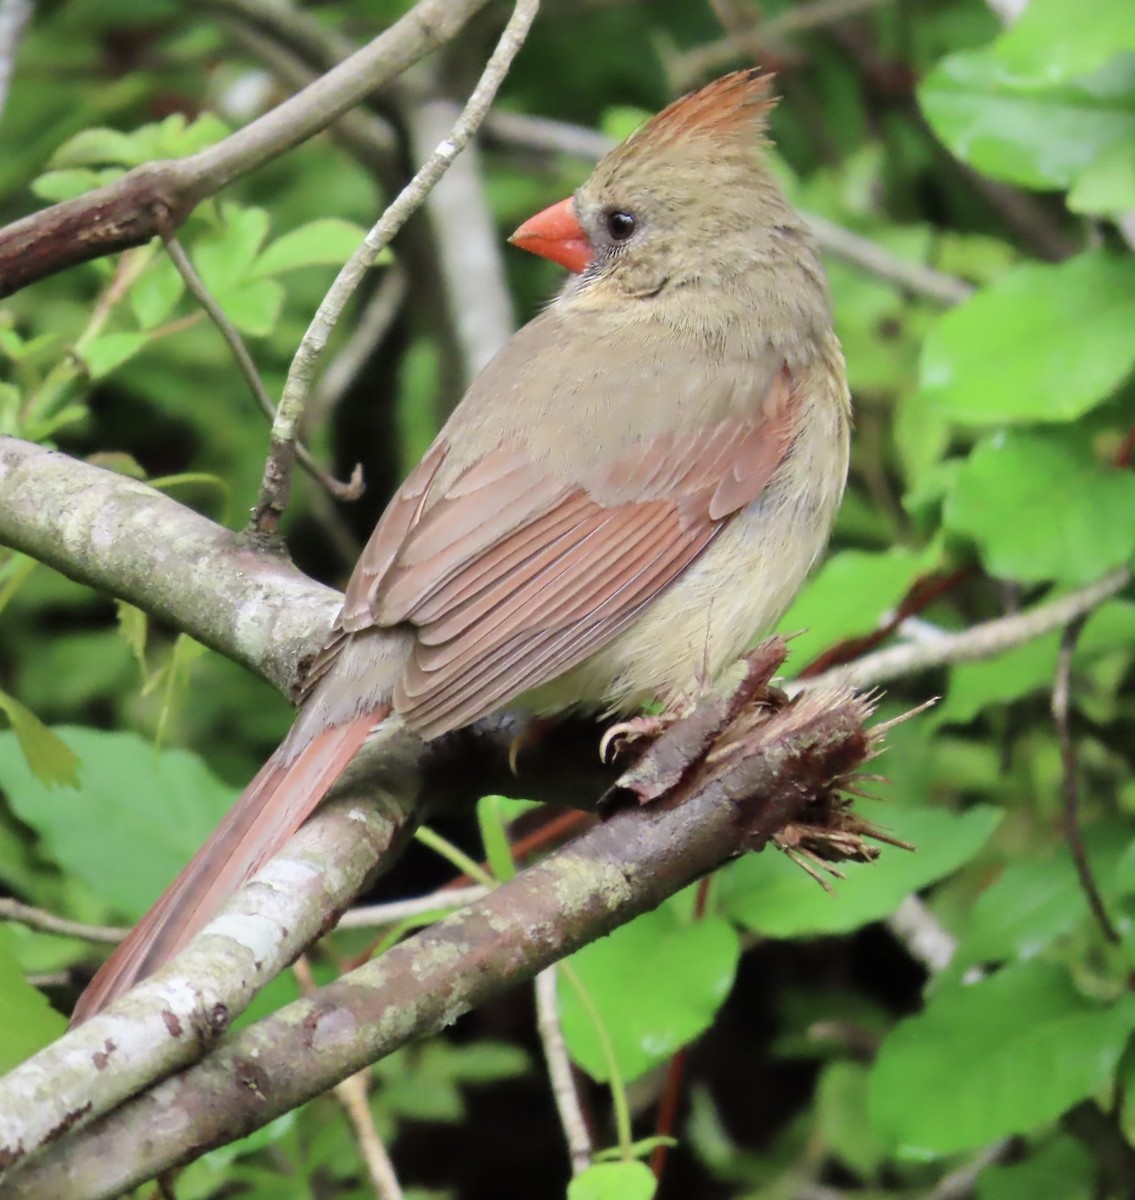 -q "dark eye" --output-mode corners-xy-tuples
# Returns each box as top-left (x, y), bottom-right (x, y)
(605, 210), (636, 241)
